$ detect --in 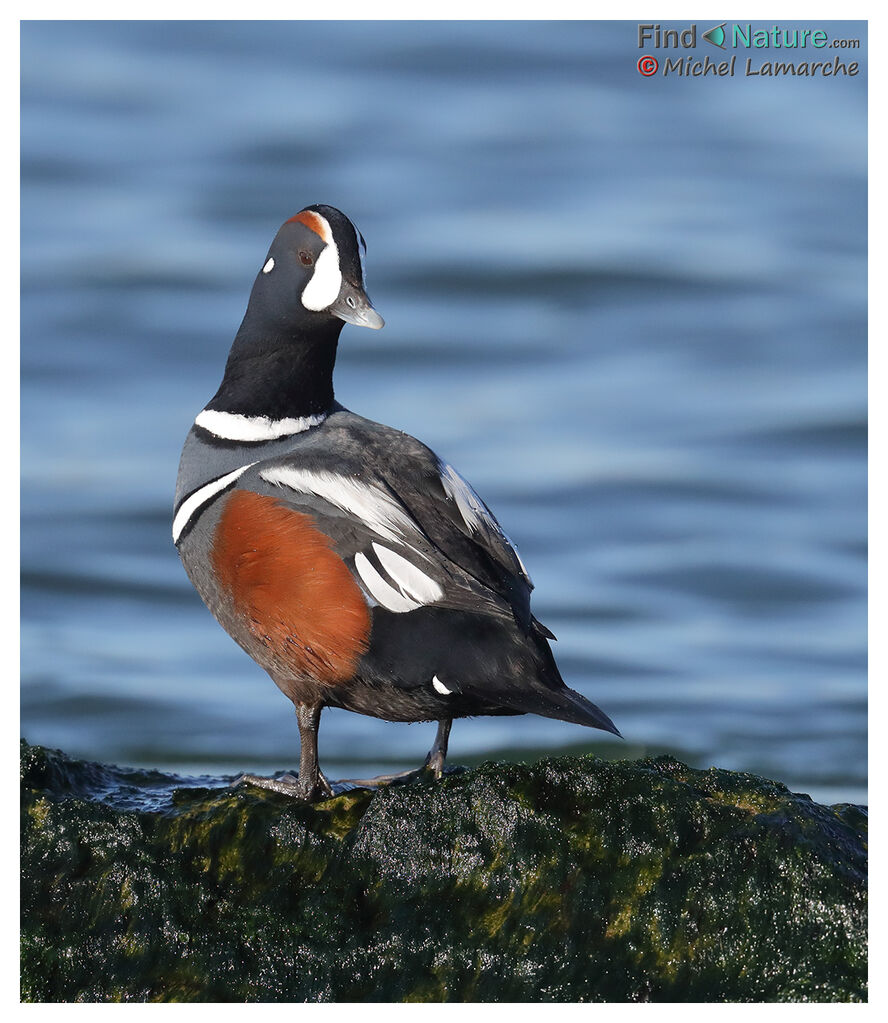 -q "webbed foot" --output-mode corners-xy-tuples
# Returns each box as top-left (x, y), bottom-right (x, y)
(235, 769), (335, 801)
